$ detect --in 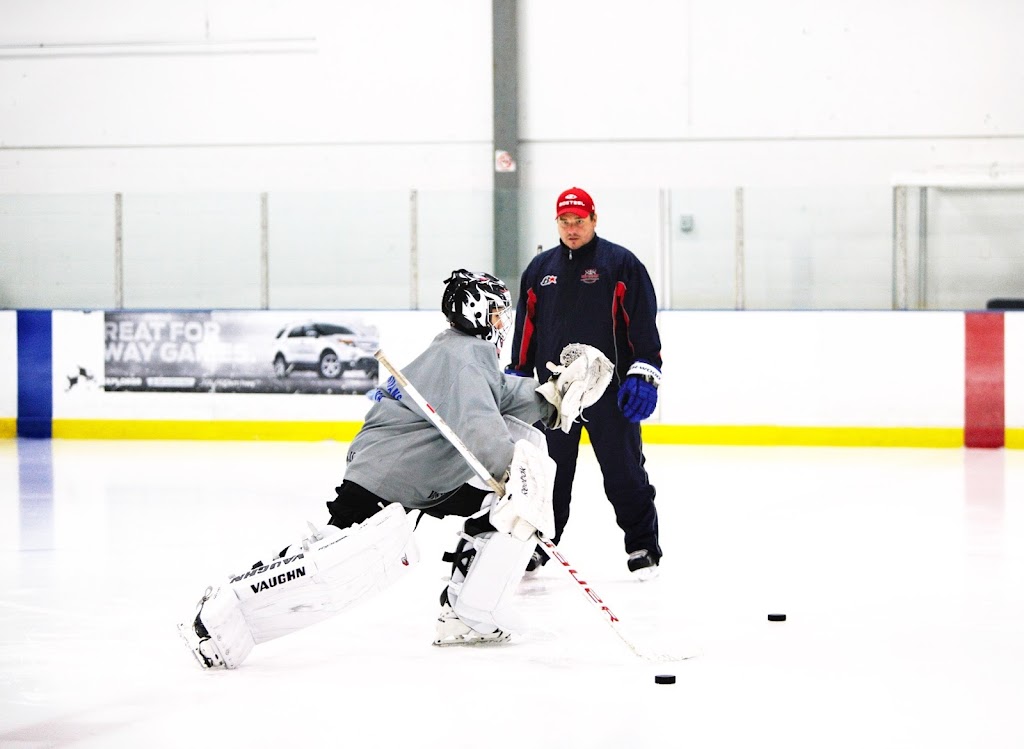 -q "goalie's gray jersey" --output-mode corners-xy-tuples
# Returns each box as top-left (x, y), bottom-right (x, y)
(344, 328), (554, 510)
